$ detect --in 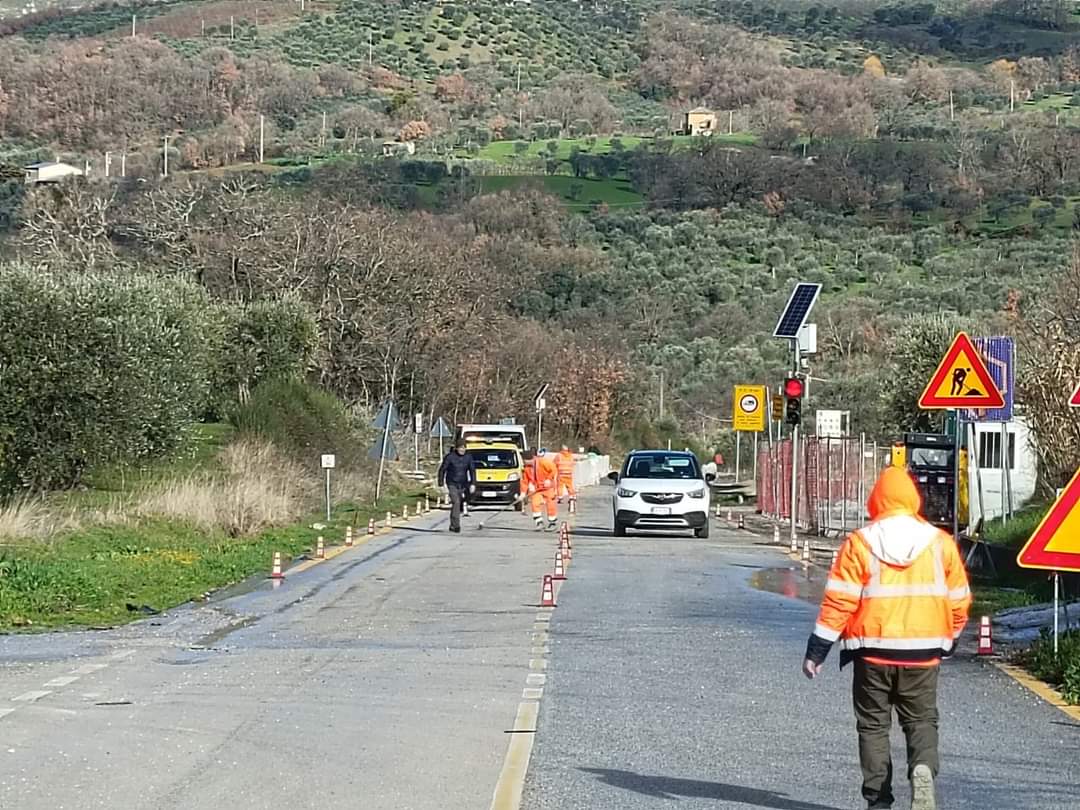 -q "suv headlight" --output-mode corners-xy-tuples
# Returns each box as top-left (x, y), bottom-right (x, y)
(616, 488), (638, 498)
(688, 488), (706, 499)
(507, 473), (520, 481)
